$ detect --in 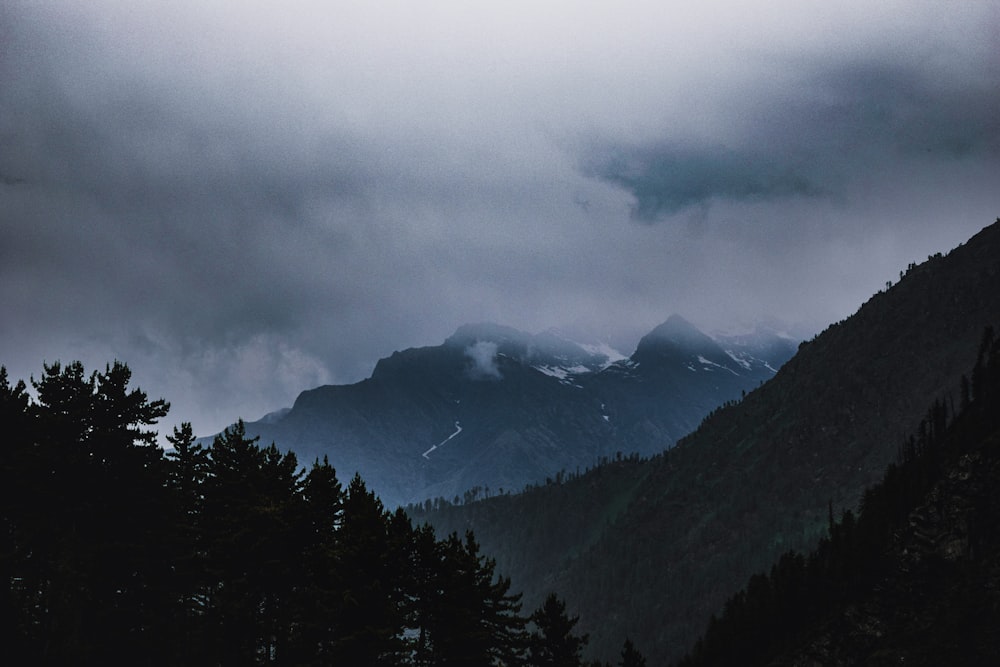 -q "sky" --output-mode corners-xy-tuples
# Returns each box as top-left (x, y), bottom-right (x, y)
(2, 1), (999, 439)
